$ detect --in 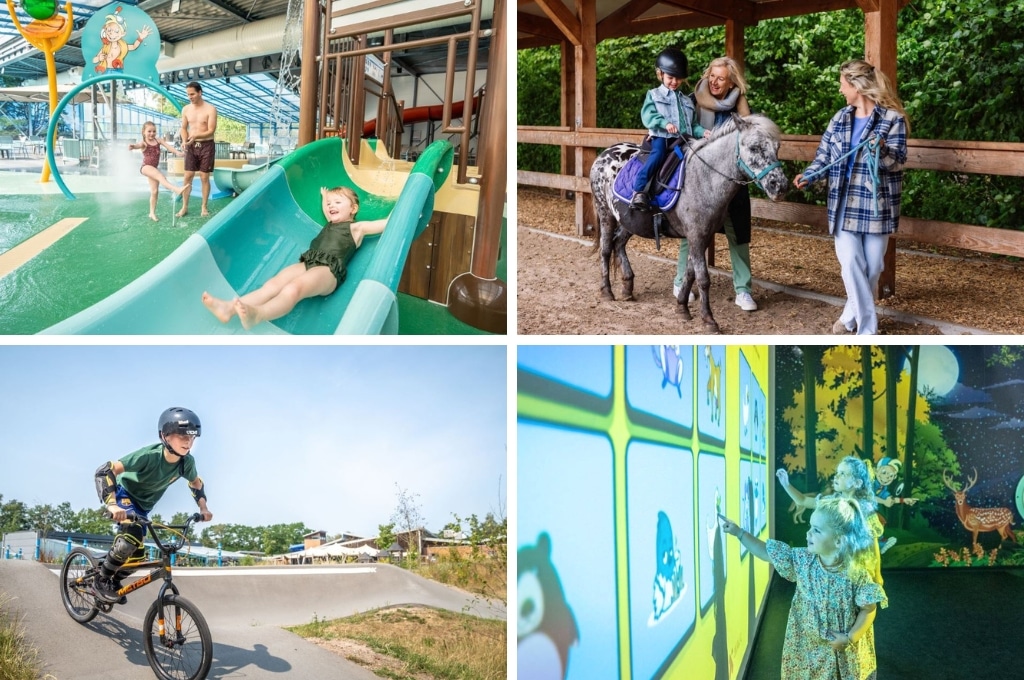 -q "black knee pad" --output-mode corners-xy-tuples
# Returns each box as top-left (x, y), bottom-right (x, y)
(108, 526), (145, 565)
